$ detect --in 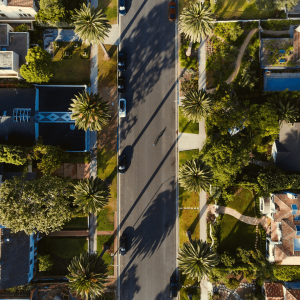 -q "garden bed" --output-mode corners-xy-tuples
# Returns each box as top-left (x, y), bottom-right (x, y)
(97, 208), (115, 231)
